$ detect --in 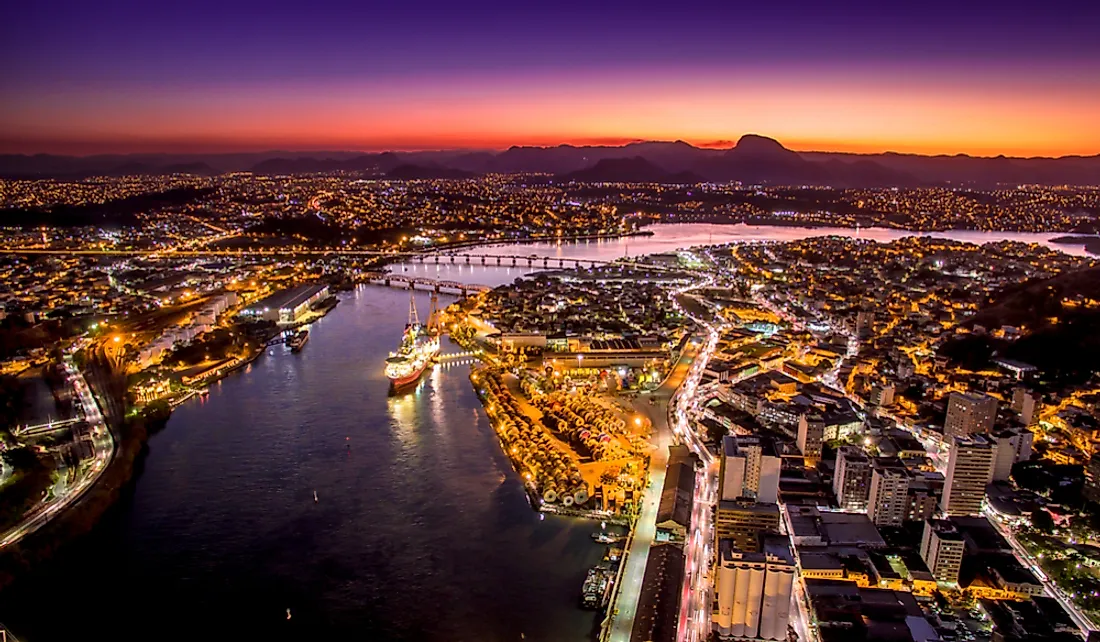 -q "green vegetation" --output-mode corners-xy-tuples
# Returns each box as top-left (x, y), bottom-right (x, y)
(162, 328), (254, 367)
(0, 374), (28, 428)
(0, 448), (56, 532)
(948, 266), (1100, 386)
(1031, 508), (1056, 533)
